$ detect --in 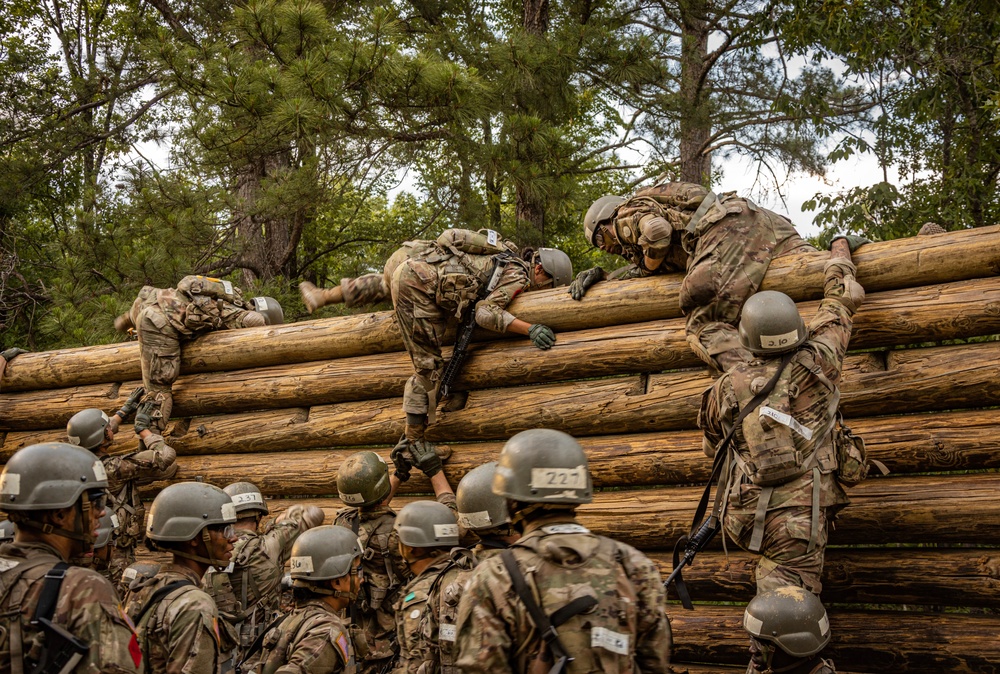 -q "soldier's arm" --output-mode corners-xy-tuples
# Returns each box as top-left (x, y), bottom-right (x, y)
(474, 264), (530, 333)
(266, 505), (326, 561)
(621, 545), (673, 673)
(163, 592), (221, 674)
(454, 564), (515, 674)
(63, 571), (142, 673)
(275, 616), (350, 674)
(809, 248), (864, 378)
